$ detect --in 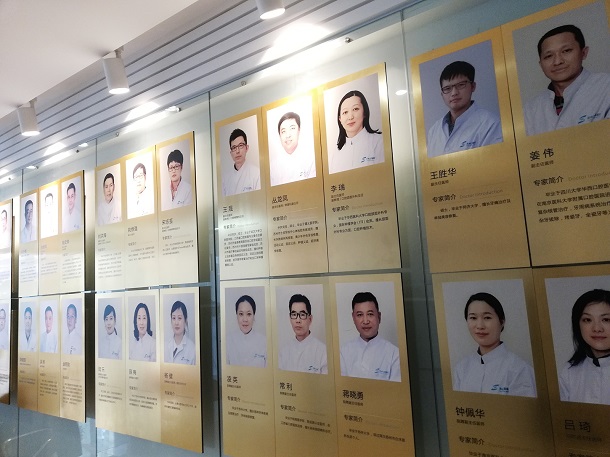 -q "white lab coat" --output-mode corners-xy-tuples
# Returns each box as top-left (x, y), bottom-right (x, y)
(222, 161), (261, 197)
(278, 334), (327, 374)
(329, 129), (384, 174)
(129, 332), (156, 362)
(165, 335), (197, 365)
(559, 355), (610, 405)
(226, 330), (267, 367)
(340, 335), (400, 382)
